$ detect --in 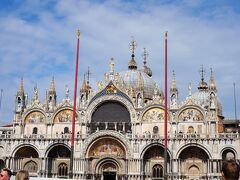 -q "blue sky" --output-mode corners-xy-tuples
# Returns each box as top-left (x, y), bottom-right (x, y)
(0, 0), (240, 125)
